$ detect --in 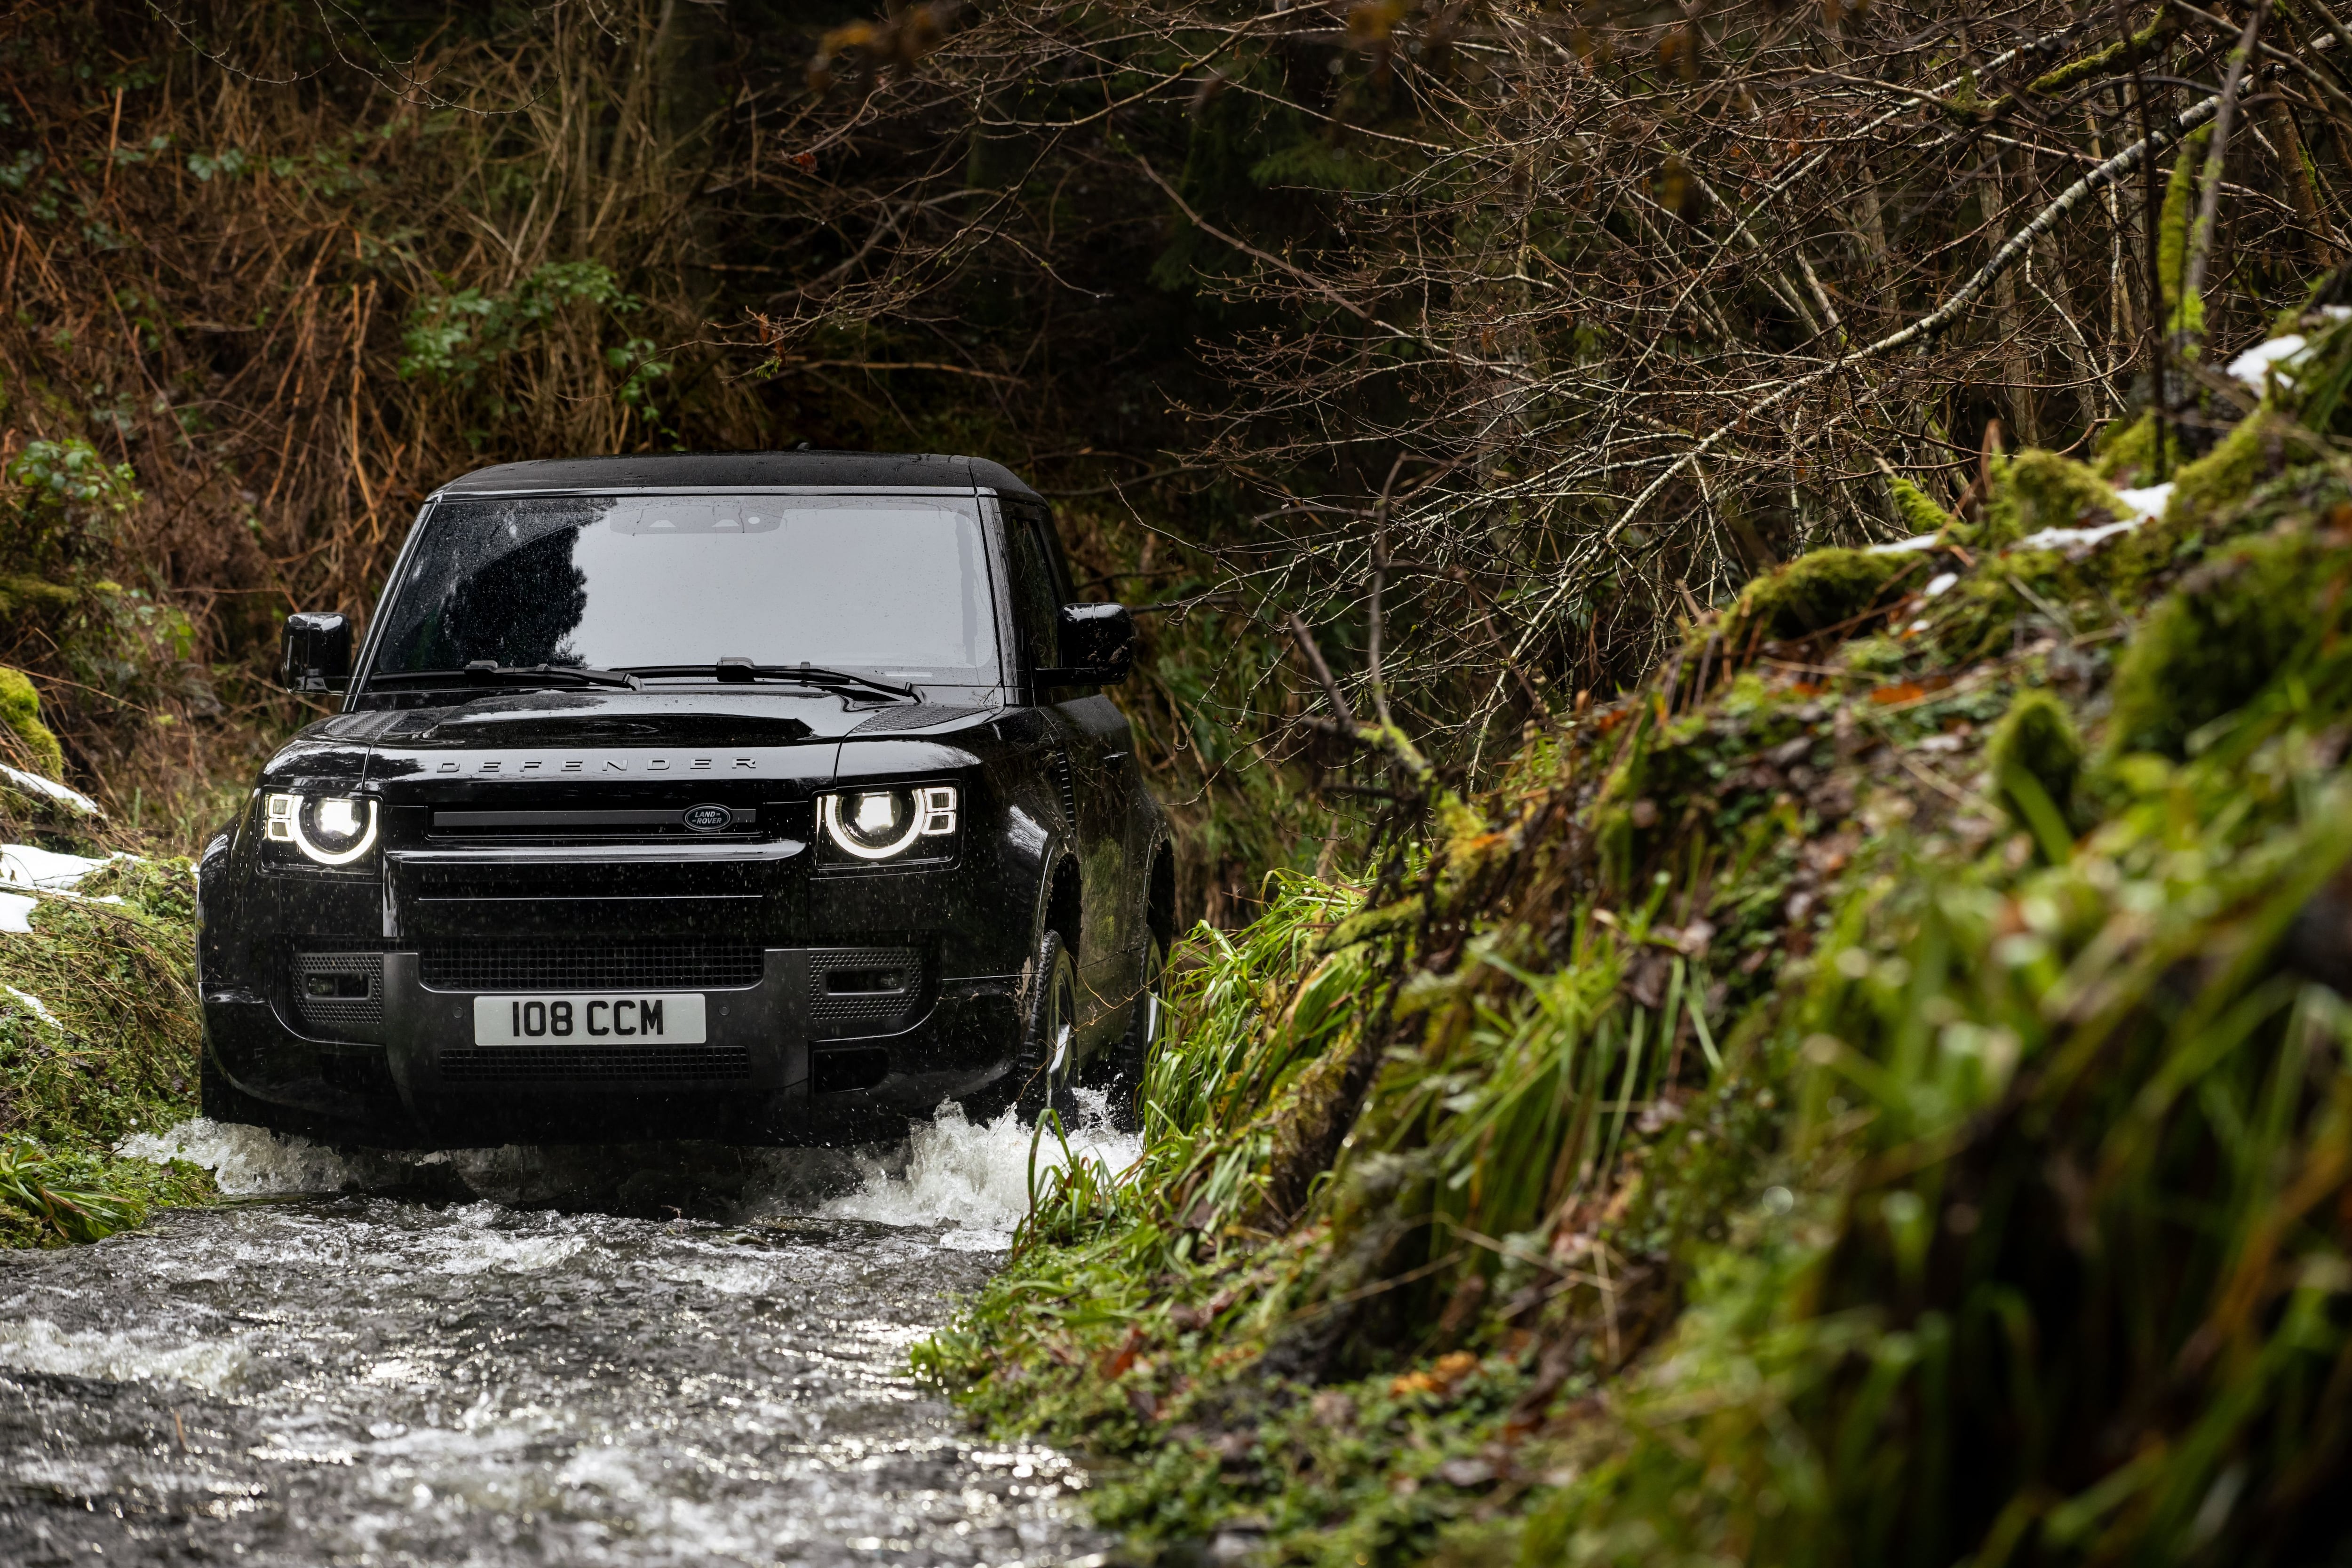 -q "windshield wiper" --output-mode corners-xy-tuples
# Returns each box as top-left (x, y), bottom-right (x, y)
(364, 661), (641, 692)
(623, 660), (920, 703)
